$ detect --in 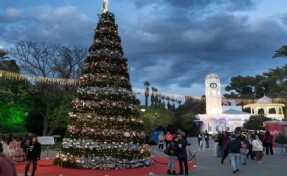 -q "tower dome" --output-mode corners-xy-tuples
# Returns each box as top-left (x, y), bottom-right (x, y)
(206, 73), (219, 80)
